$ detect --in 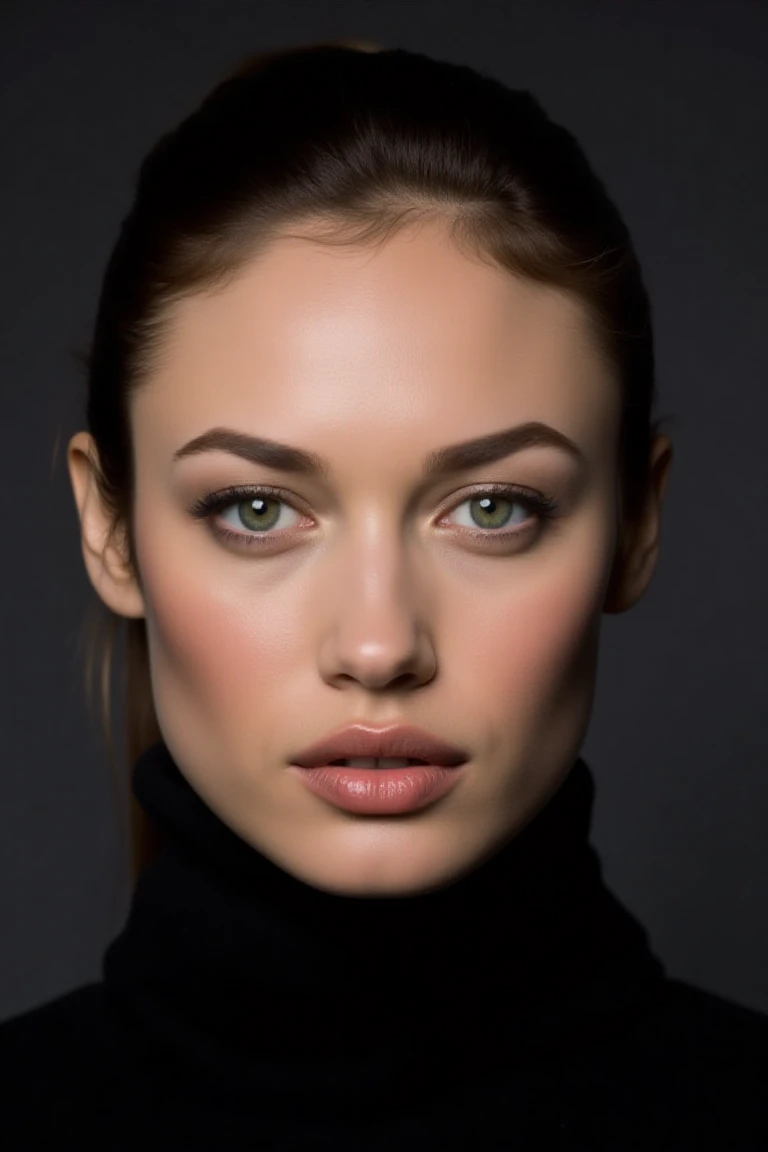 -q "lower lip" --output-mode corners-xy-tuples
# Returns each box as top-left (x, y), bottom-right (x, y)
(289, 763), (465, 814)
